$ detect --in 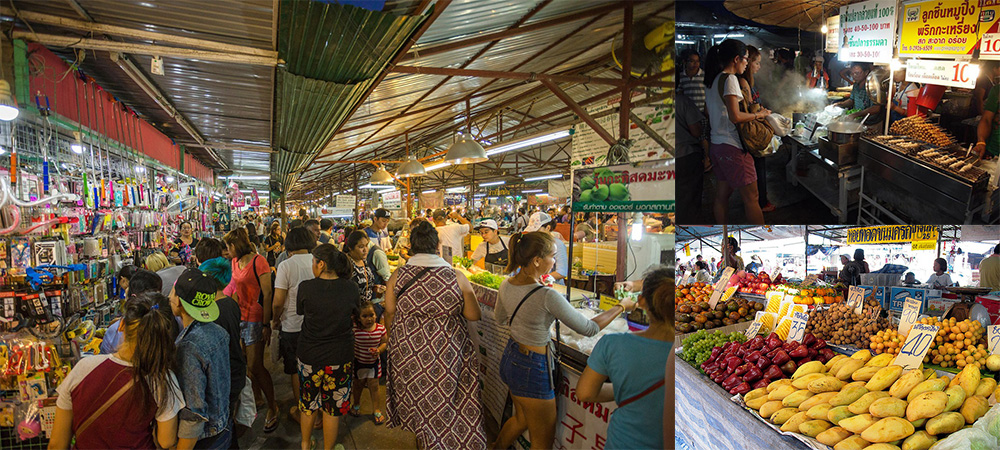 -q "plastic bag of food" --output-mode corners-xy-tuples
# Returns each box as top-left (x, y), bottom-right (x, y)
(765, 113), (792, 137)
(929, 426), (998, 450)
(974, 403), (1000, 442)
